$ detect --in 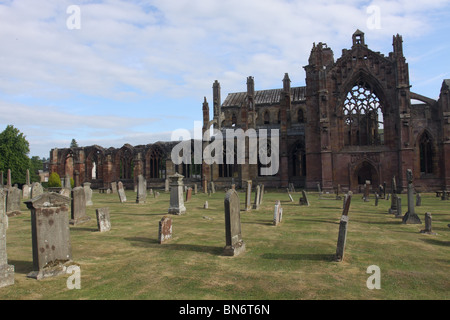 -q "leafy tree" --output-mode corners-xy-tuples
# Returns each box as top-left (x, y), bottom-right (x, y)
(48, 172), (62, 188)
(0, 125), (31, 185)
(70, 139), (79, 148)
